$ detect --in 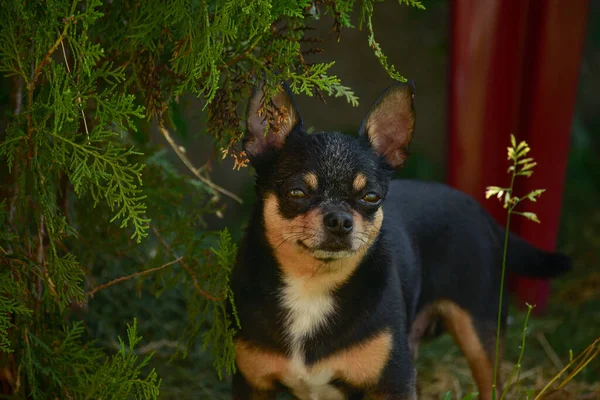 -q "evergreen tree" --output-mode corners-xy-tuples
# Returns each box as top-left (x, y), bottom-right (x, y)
(0, 0), (423, 397)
